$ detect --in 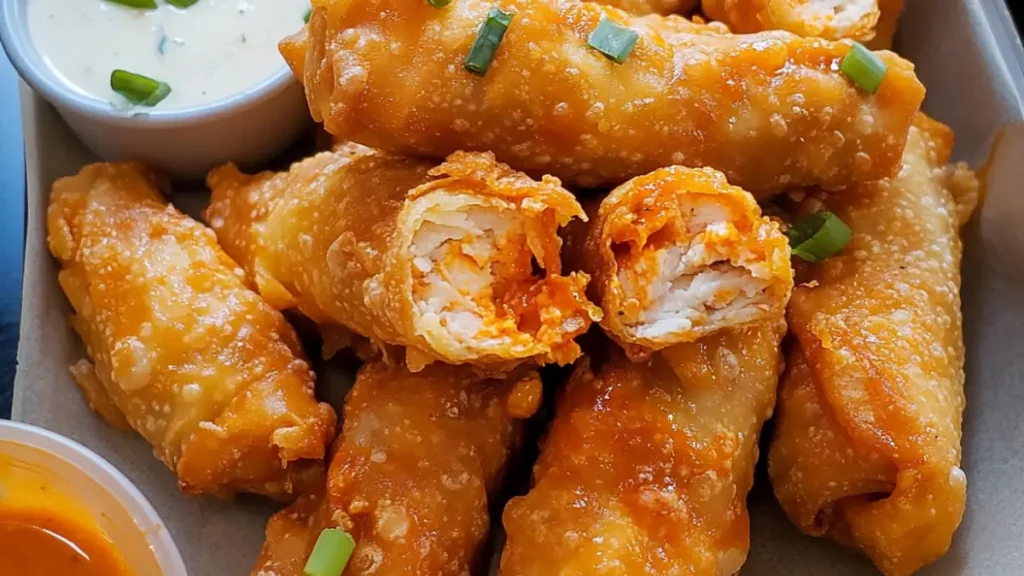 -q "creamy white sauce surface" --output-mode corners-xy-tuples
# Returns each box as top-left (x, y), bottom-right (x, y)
(28, 0), (309, 109)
